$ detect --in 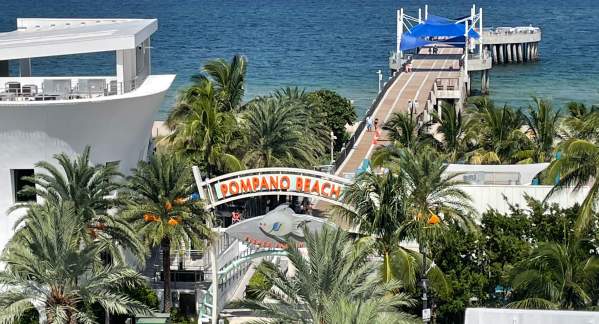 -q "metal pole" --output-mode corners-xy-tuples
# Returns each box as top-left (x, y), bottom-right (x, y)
(418, 8), (422, 23)
(464, 20), (469, 71)
(425, 4), (428, 20)
(479, 8), (483, 56)
(191, 166), (219, 324)
(420, 230), (429, 323)
(377, 69), (383, 93)
(330, 130), (335, 165)
(397, 9), (404, 64)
